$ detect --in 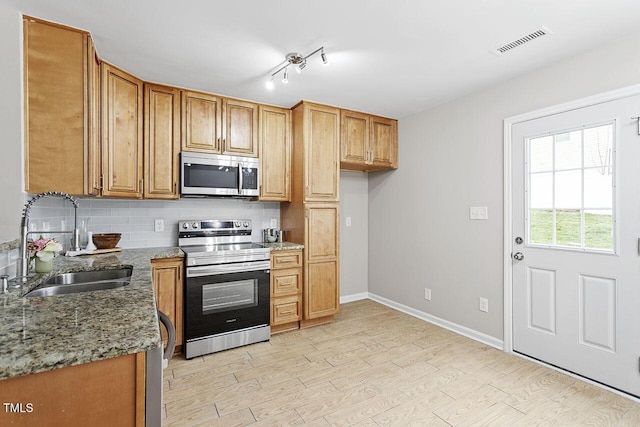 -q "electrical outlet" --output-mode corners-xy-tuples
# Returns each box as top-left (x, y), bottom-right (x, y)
(346, 217), (352, 227)
(270, 218), (278, 228)
(154, 219), (164, 232)
(479, 297), (489, 312)
(424, 288), (431, 301)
